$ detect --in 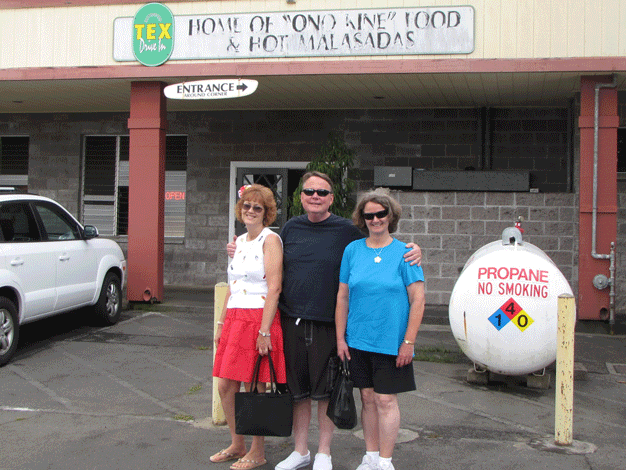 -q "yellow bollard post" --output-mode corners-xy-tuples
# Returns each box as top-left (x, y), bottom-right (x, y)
(212, 282), (228, 425)
(555, 293), (576, 445)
